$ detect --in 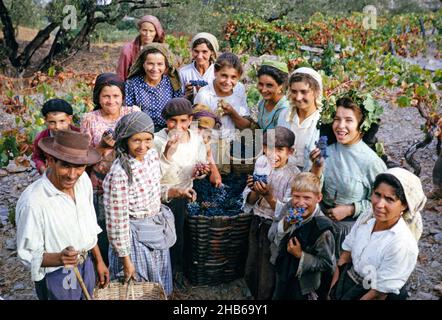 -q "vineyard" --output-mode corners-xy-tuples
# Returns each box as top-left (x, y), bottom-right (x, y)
(2, 10), (440, 175)
(0, 7), (441, 301)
